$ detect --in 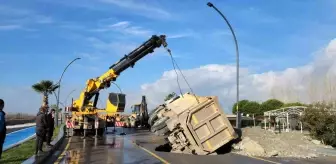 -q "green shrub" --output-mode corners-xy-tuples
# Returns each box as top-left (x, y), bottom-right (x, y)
(301, 102), (336, 147)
